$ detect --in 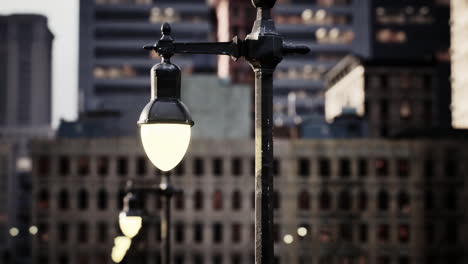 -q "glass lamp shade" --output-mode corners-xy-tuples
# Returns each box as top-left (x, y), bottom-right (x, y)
(119, 212), (142, 238)
(111, 246), (127, 263)
(114, 236), (132, 251)
(140, 123), (191, 171)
